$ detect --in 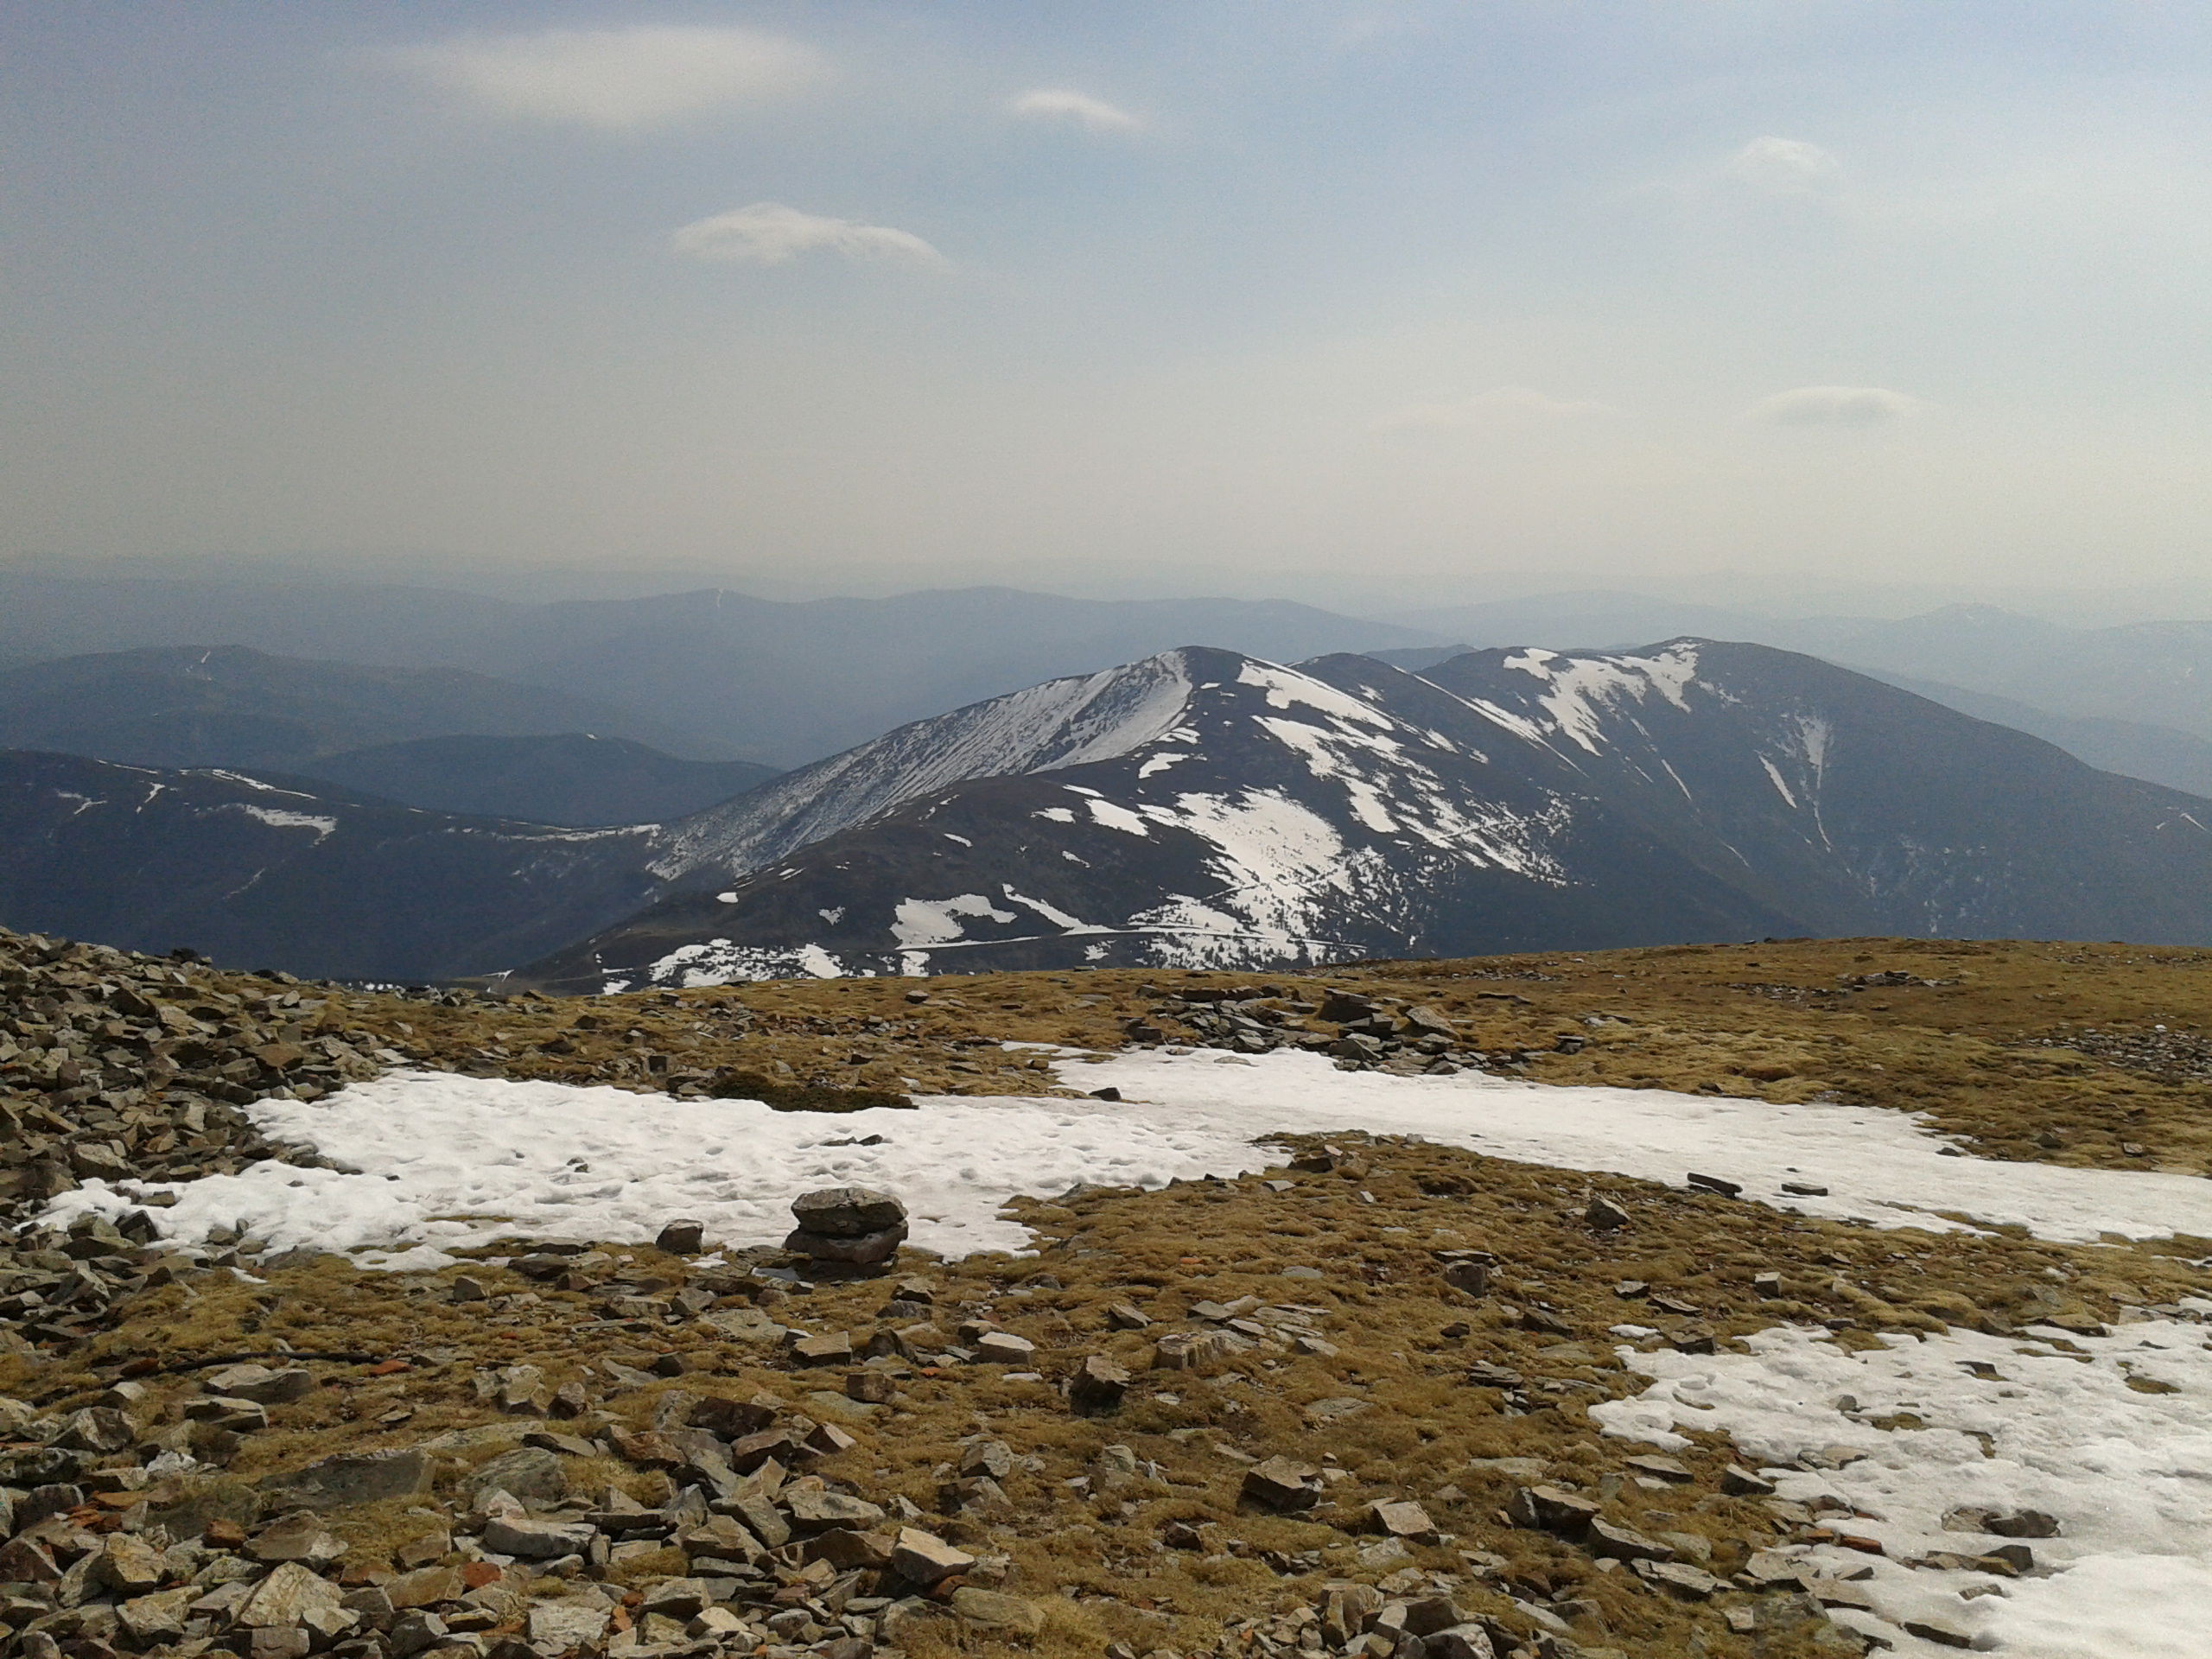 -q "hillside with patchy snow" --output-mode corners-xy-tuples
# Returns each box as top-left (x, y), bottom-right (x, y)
(518, 640), (2212, 989)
